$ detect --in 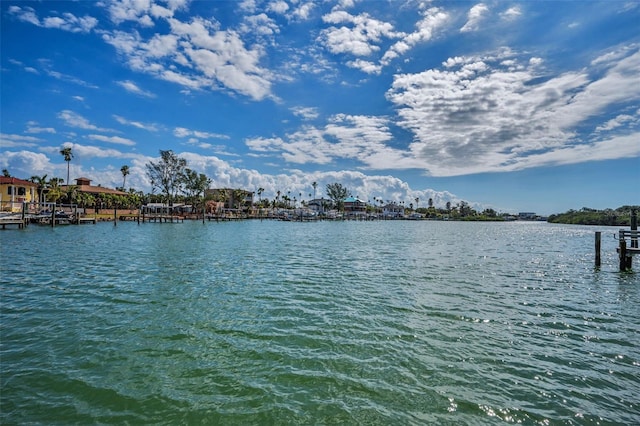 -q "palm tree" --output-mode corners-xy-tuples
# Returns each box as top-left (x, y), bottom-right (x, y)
(46, 177), (64, 203)
(60, 147), (73, 187)
(415, 197), (419, 210)
(257, 187), (264, 204)
(120, 165), (130, 190)
(312, 181), (317, 200)
(30, 174), (48, 203)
